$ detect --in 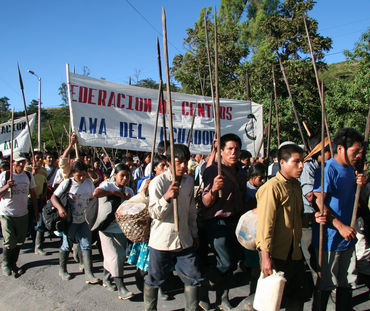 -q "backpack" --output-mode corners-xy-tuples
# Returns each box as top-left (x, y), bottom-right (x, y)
(42, 178), (72, 232)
